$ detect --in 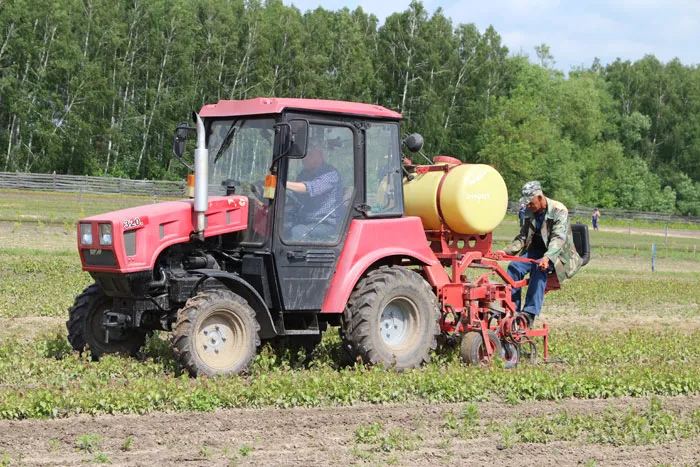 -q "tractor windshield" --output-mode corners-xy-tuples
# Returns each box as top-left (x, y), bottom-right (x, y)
(207, 118), (275, 195)
(207, 118), (275, 243)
